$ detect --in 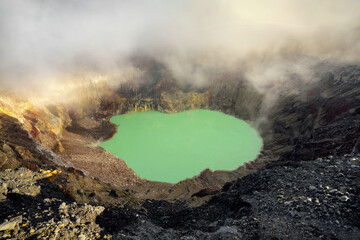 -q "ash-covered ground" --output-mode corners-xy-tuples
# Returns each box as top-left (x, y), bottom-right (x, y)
(0, 154), (359, 239)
